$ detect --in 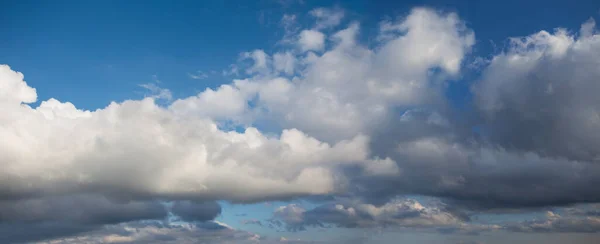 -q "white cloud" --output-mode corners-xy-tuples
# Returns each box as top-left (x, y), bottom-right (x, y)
(0, 64), (393, 203)
(298, 29), (325, 52)
(273, 52), (296, 75)
(188, 71), (209, 80)
(0, 64), (37, 104)
(139, 83), (173, 101)
(310, 7), (345, 30)
(227, 8), (475, 142)
(242, 50), (270, 74)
